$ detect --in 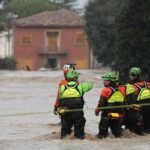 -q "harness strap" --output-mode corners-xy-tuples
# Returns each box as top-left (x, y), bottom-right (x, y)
(134, 81), (148, 90)
(144, 81), (148, 88)
(109, 87), (120, 98)
(110, 87), (116, 92)
(65, 83), (78, 89)
(64, 82), (82, 97)
(134, 83), (142, 90)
